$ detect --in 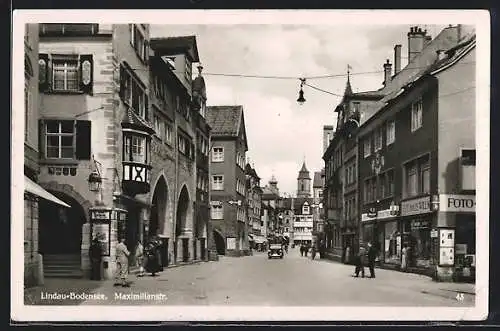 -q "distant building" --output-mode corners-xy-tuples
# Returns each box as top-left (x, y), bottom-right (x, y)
(206, 105), (250, 257)
(297, 161), (311, 198)
(245, 163), (264, 247)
